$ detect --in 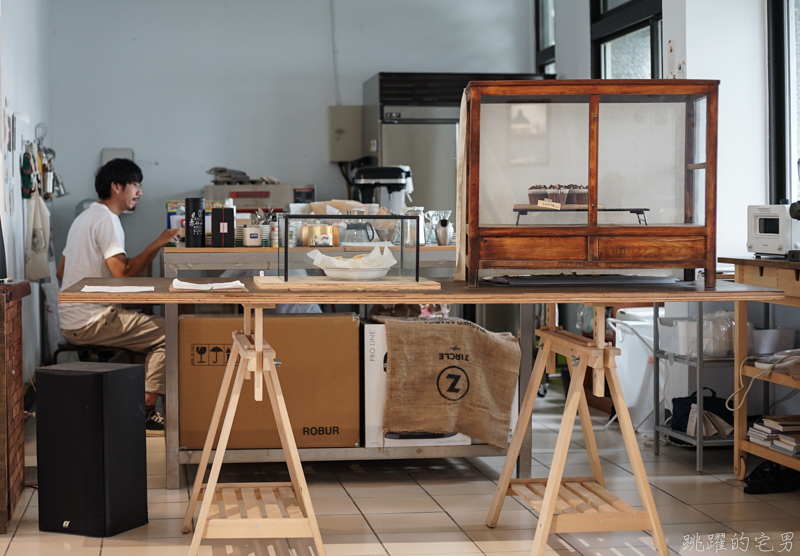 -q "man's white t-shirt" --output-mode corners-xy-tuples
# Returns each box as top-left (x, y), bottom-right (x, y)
(59, 202), (126, 330)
